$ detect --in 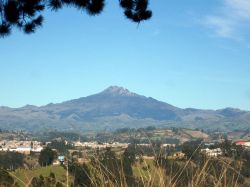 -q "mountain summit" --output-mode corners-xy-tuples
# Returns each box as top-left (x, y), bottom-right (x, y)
(0, 86), (249, 132)
(101, 86), (139, 97)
